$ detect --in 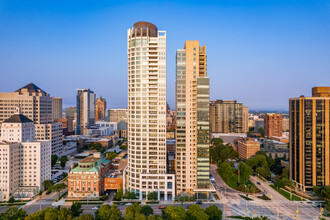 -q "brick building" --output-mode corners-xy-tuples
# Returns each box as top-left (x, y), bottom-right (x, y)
(264, 113), (283, 138)
(68, 152), (111, 199)
(237, 138), (260, 160)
